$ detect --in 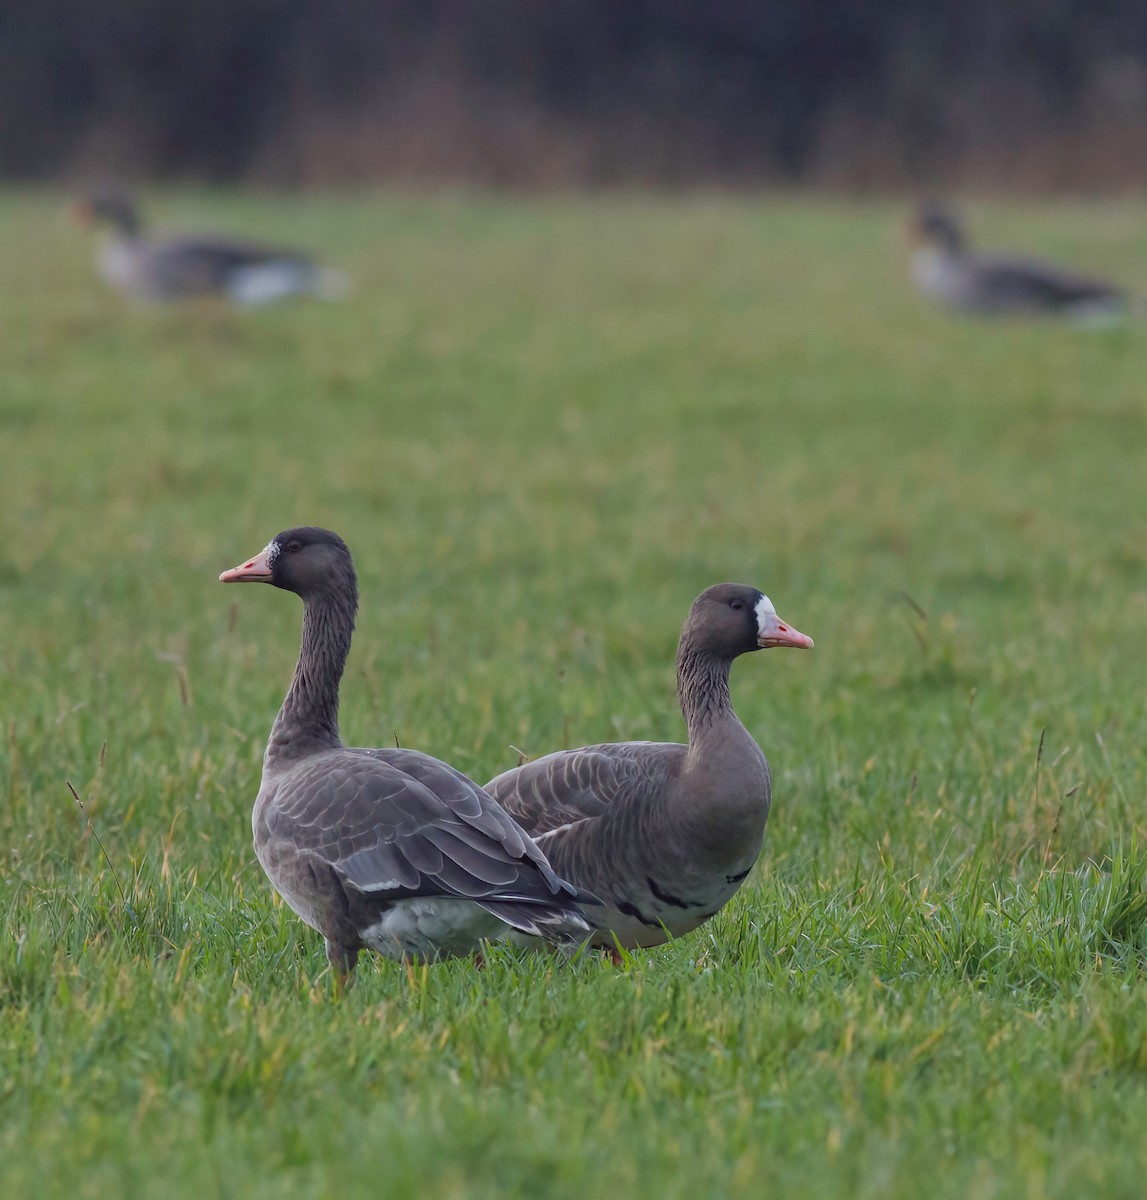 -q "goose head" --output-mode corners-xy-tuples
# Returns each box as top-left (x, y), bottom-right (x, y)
(72, 190), (142, 239)
(909, 201), (966, 255)
(220, 527), (357, 604)
(685, 584), (813, 659)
